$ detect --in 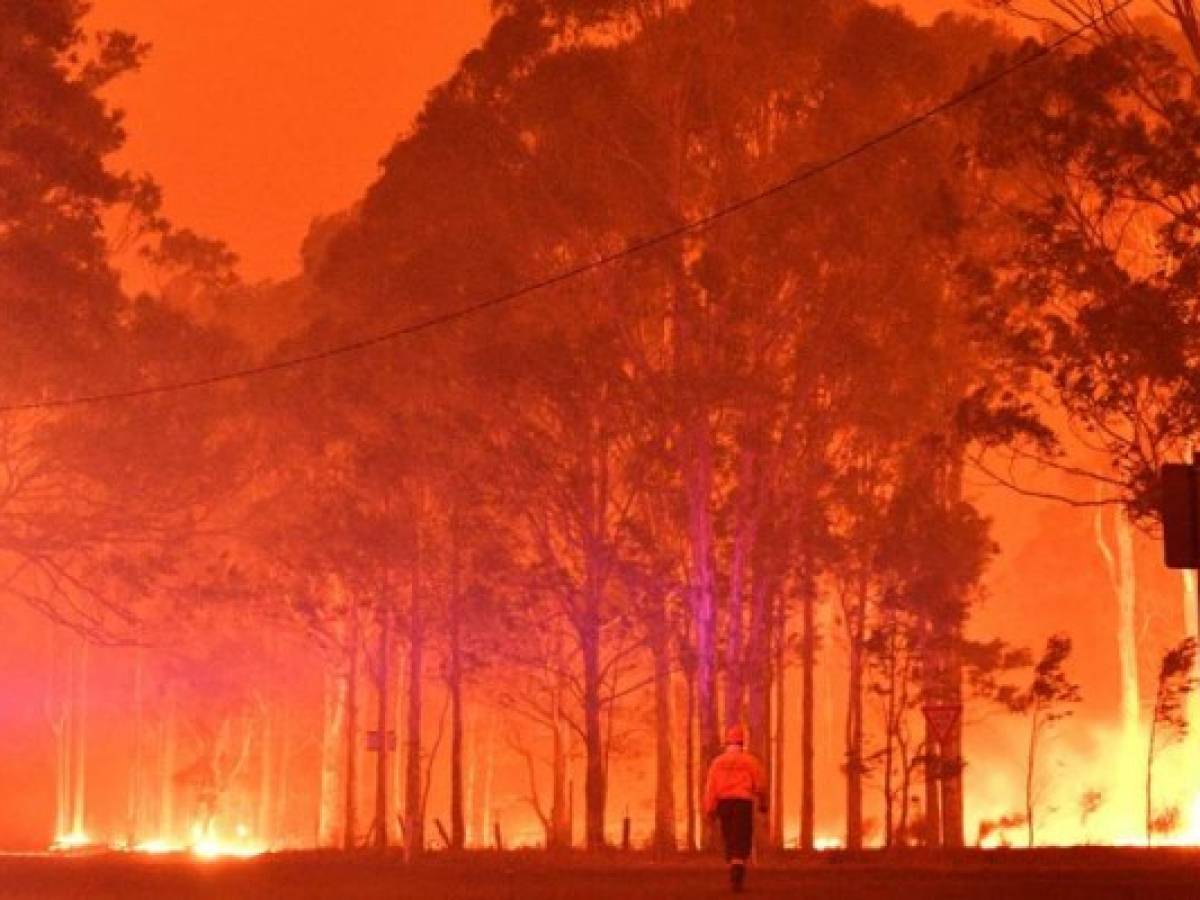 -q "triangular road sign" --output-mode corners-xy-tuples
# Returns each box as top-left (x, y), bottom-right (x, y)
(922, 703), (961, 746)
